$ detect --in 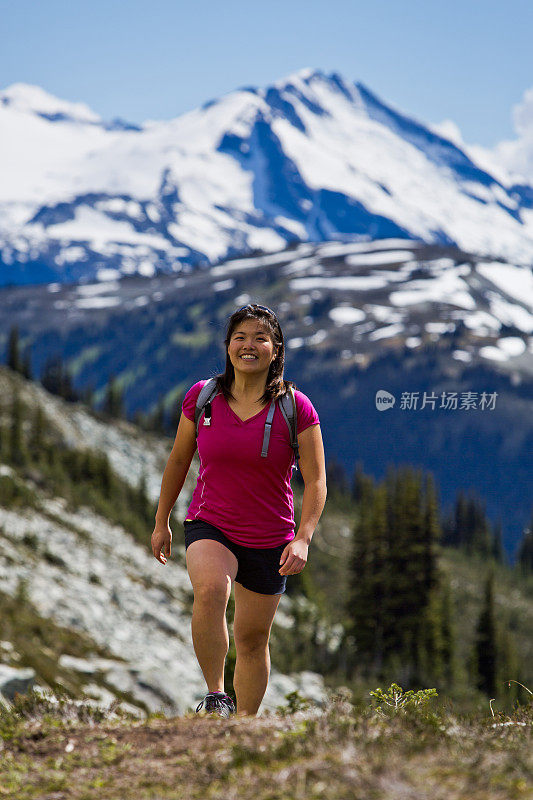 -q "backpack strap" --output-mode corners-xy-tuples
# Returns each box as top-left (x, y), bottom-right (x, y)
(194, 378), (219, 438)
(277, 387), (300, 472)
(260, 399), (277, 458)
(195, 379), (300, 471)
